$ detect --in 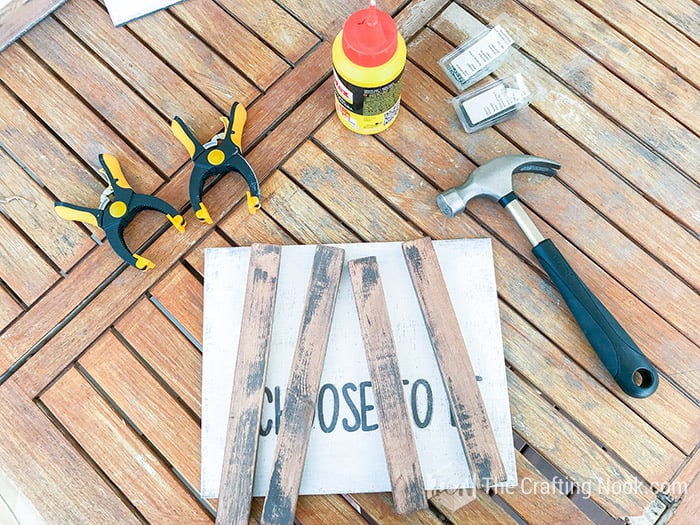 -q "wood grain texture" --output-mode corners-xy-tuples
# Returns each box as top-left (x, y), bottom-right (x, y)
(0, 0), (64, 50)
(348, 256), (428, 514)
(216, 244), (281, 525)
(402, 237), (505, 488)
(261, 245), (345, 525)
